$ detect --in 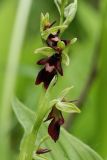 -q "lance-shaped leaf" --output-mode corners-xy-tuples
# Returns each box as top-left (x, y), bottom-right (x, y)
(40, 125), (104, 160)
(41, 25), (67, 40)
(64, 0), (77, 26)
(34, 47), (54, 56)
(12, 97), (36, 134)
(33, 154), (48, 160)
(56, 101), (80, 113)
